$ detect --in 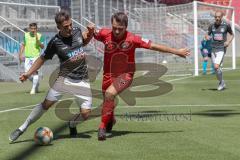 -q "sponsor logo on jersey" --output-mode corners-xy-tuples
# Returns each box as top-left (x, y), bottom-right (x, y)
(213, 33), (223, 41)
(67, 48), (84, 58)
